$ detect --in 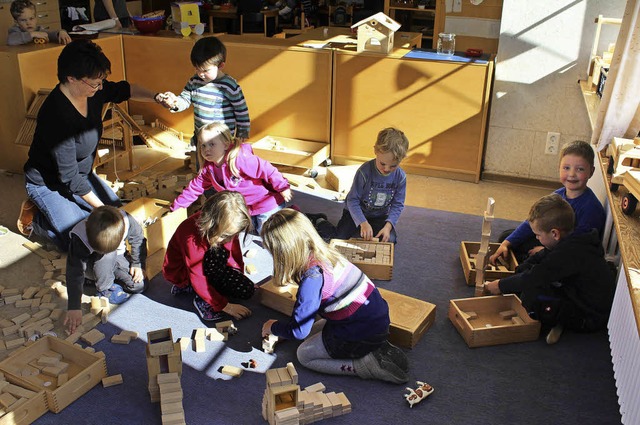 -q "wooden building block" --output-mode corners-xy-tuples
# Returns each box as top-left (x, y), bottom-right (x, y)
(304, 382), (326, 393)
(111, 334), (132, 344)
(80, 329), (105, 346)
(11, 313), (32, 326)
(147, 328), (175, 356)
(245, 264), (257, 275)
(499, 310), (517, 320)
(102, 374), (123, 388)
(511, 316), (525, 325)
(178, 337), (190, 351)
